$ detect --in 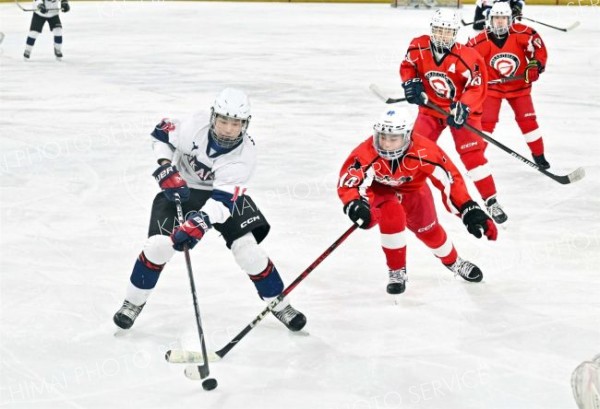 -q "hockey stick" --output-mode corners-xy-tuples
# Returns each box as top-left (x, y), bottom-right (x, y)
(369, 84), (406, 104)
(370, 78), (520, 105)
(423, 101), (585, 185)
(461, 18), (484, 27)
(521, 17), (580, 32)
(487, 75), (524, 85)
(14, 0), (59, 12)
(171, 194), (217, 390)
(166, 224), (358, 368)
(461, 16), (579, 32)
(368, 85), (585, 185)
